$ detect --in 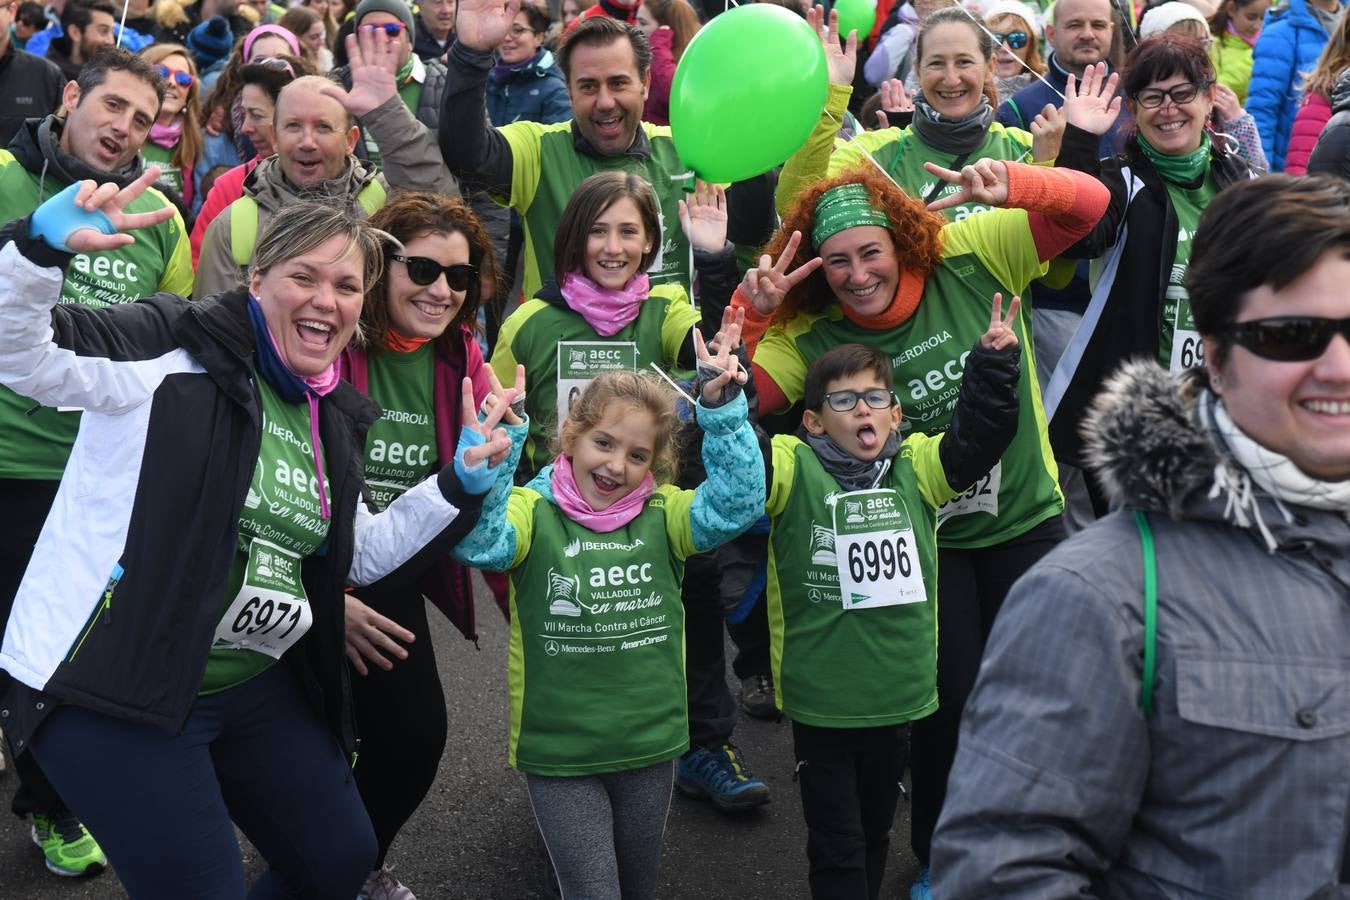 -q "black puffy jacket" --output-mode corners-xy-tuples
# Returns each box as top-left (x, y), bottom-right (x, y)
(1307, 69), (1350, 180)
